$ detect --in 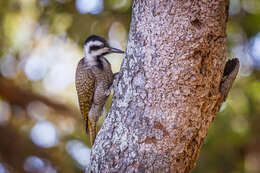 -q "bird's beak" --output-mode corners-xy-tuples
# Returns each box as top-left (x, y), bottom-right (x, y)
(108, 47), (125, 54)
